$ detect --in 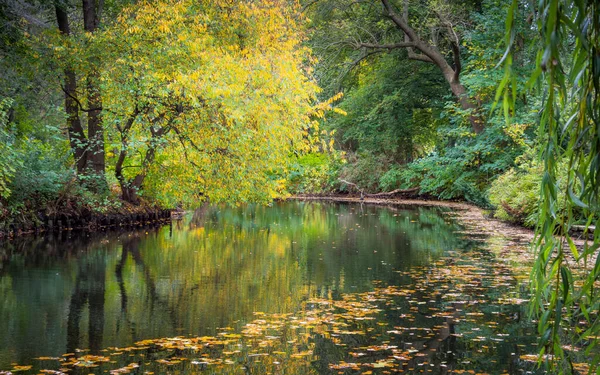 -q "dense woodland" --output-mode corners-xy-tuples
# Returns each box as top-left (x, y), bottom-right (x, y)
(1, 0), (599, 371)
